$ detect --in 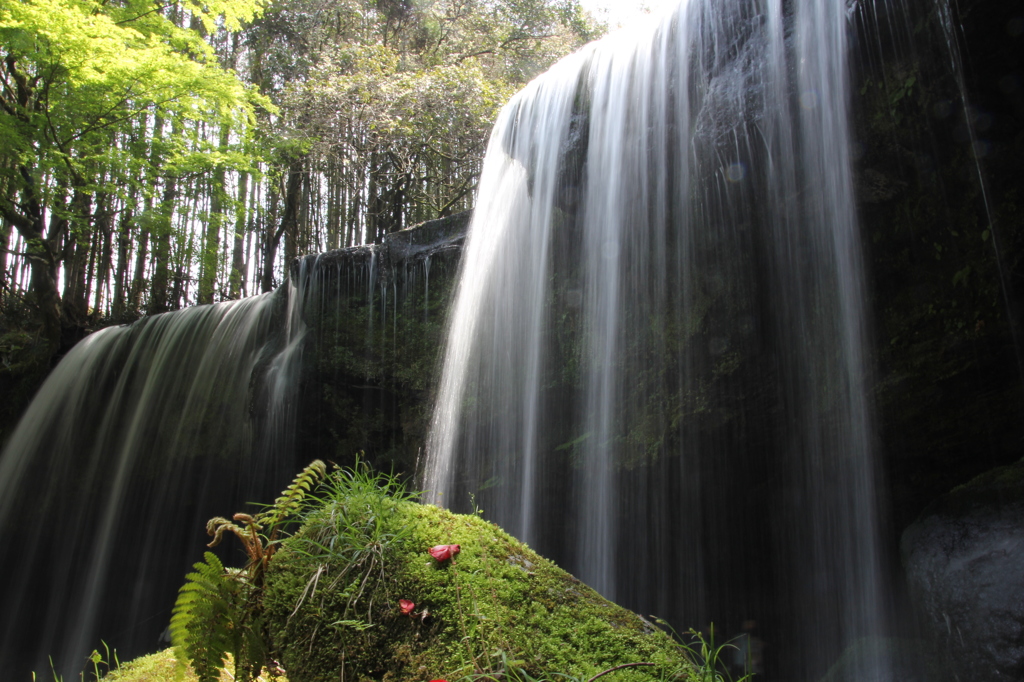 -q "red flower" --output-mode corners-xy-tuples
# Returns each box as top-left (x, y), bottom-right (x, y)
(430, 679), (447, 682)
(428, 544), (461, 562)
(399, 599), (416, 615)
